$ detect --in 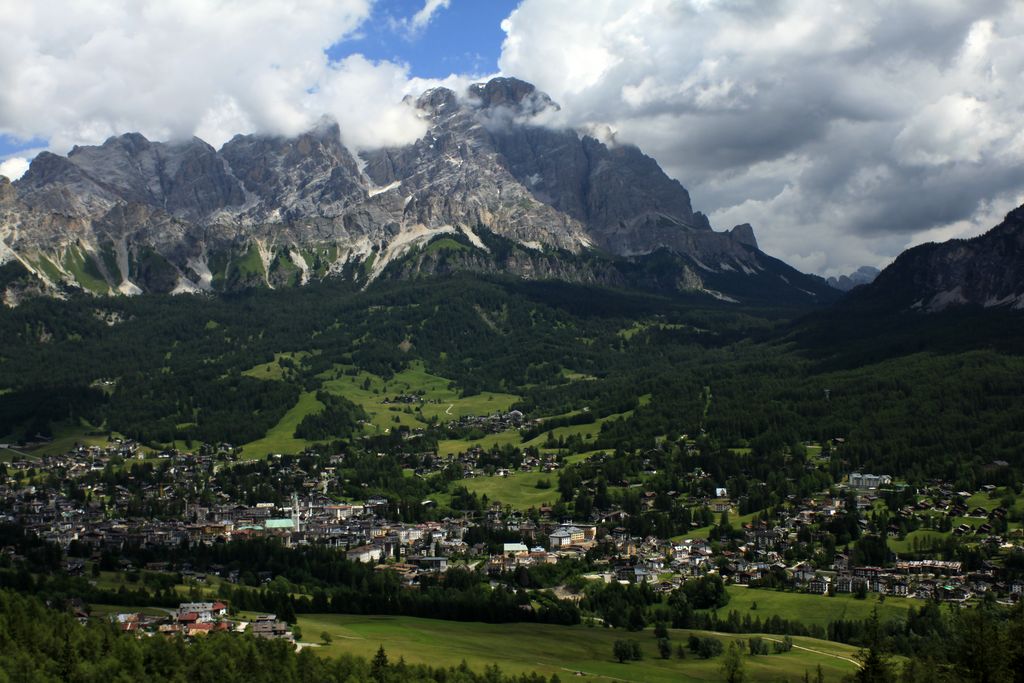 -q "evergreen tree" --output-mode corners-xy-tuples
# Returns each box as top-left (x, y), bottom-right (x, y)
(854, 609), (894, 683)
(720, 642), (745, 683)
(372, 644), (389, 674)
